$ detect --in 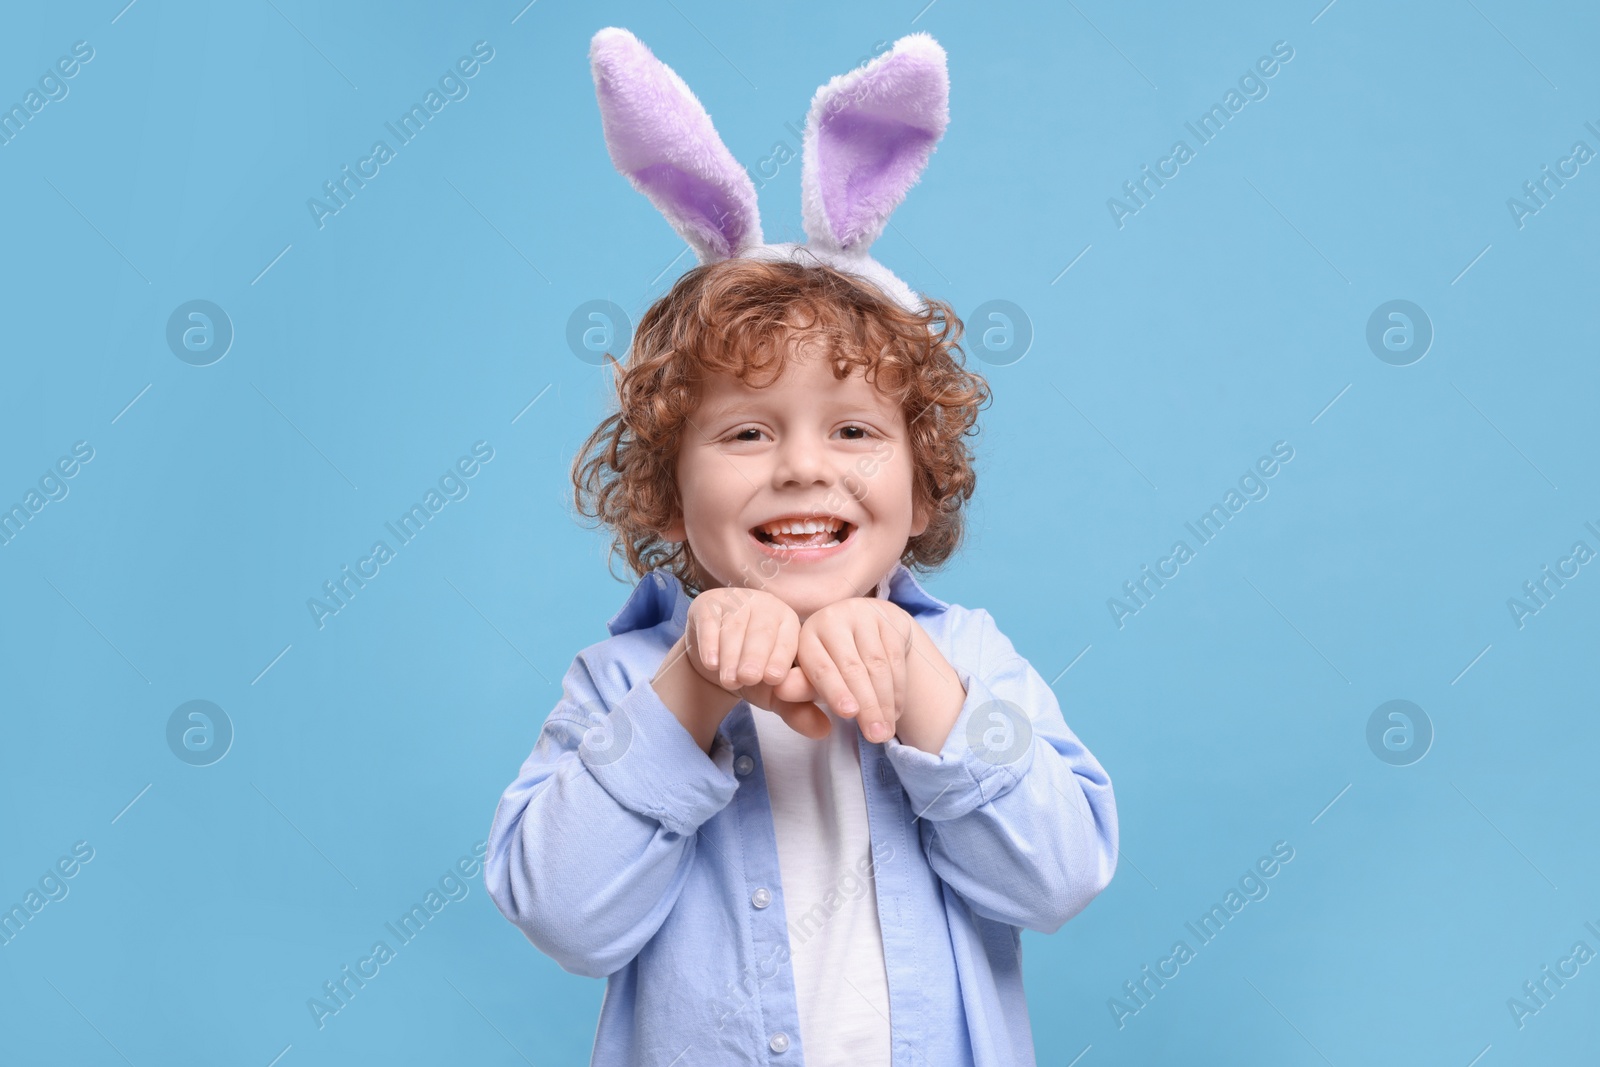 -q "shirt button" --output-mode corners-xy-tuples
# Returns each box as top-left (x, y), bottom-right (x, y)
(751, 887), (771, 909)
(768, 1032), (790, 1053)
(734, 754), (755, 776)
